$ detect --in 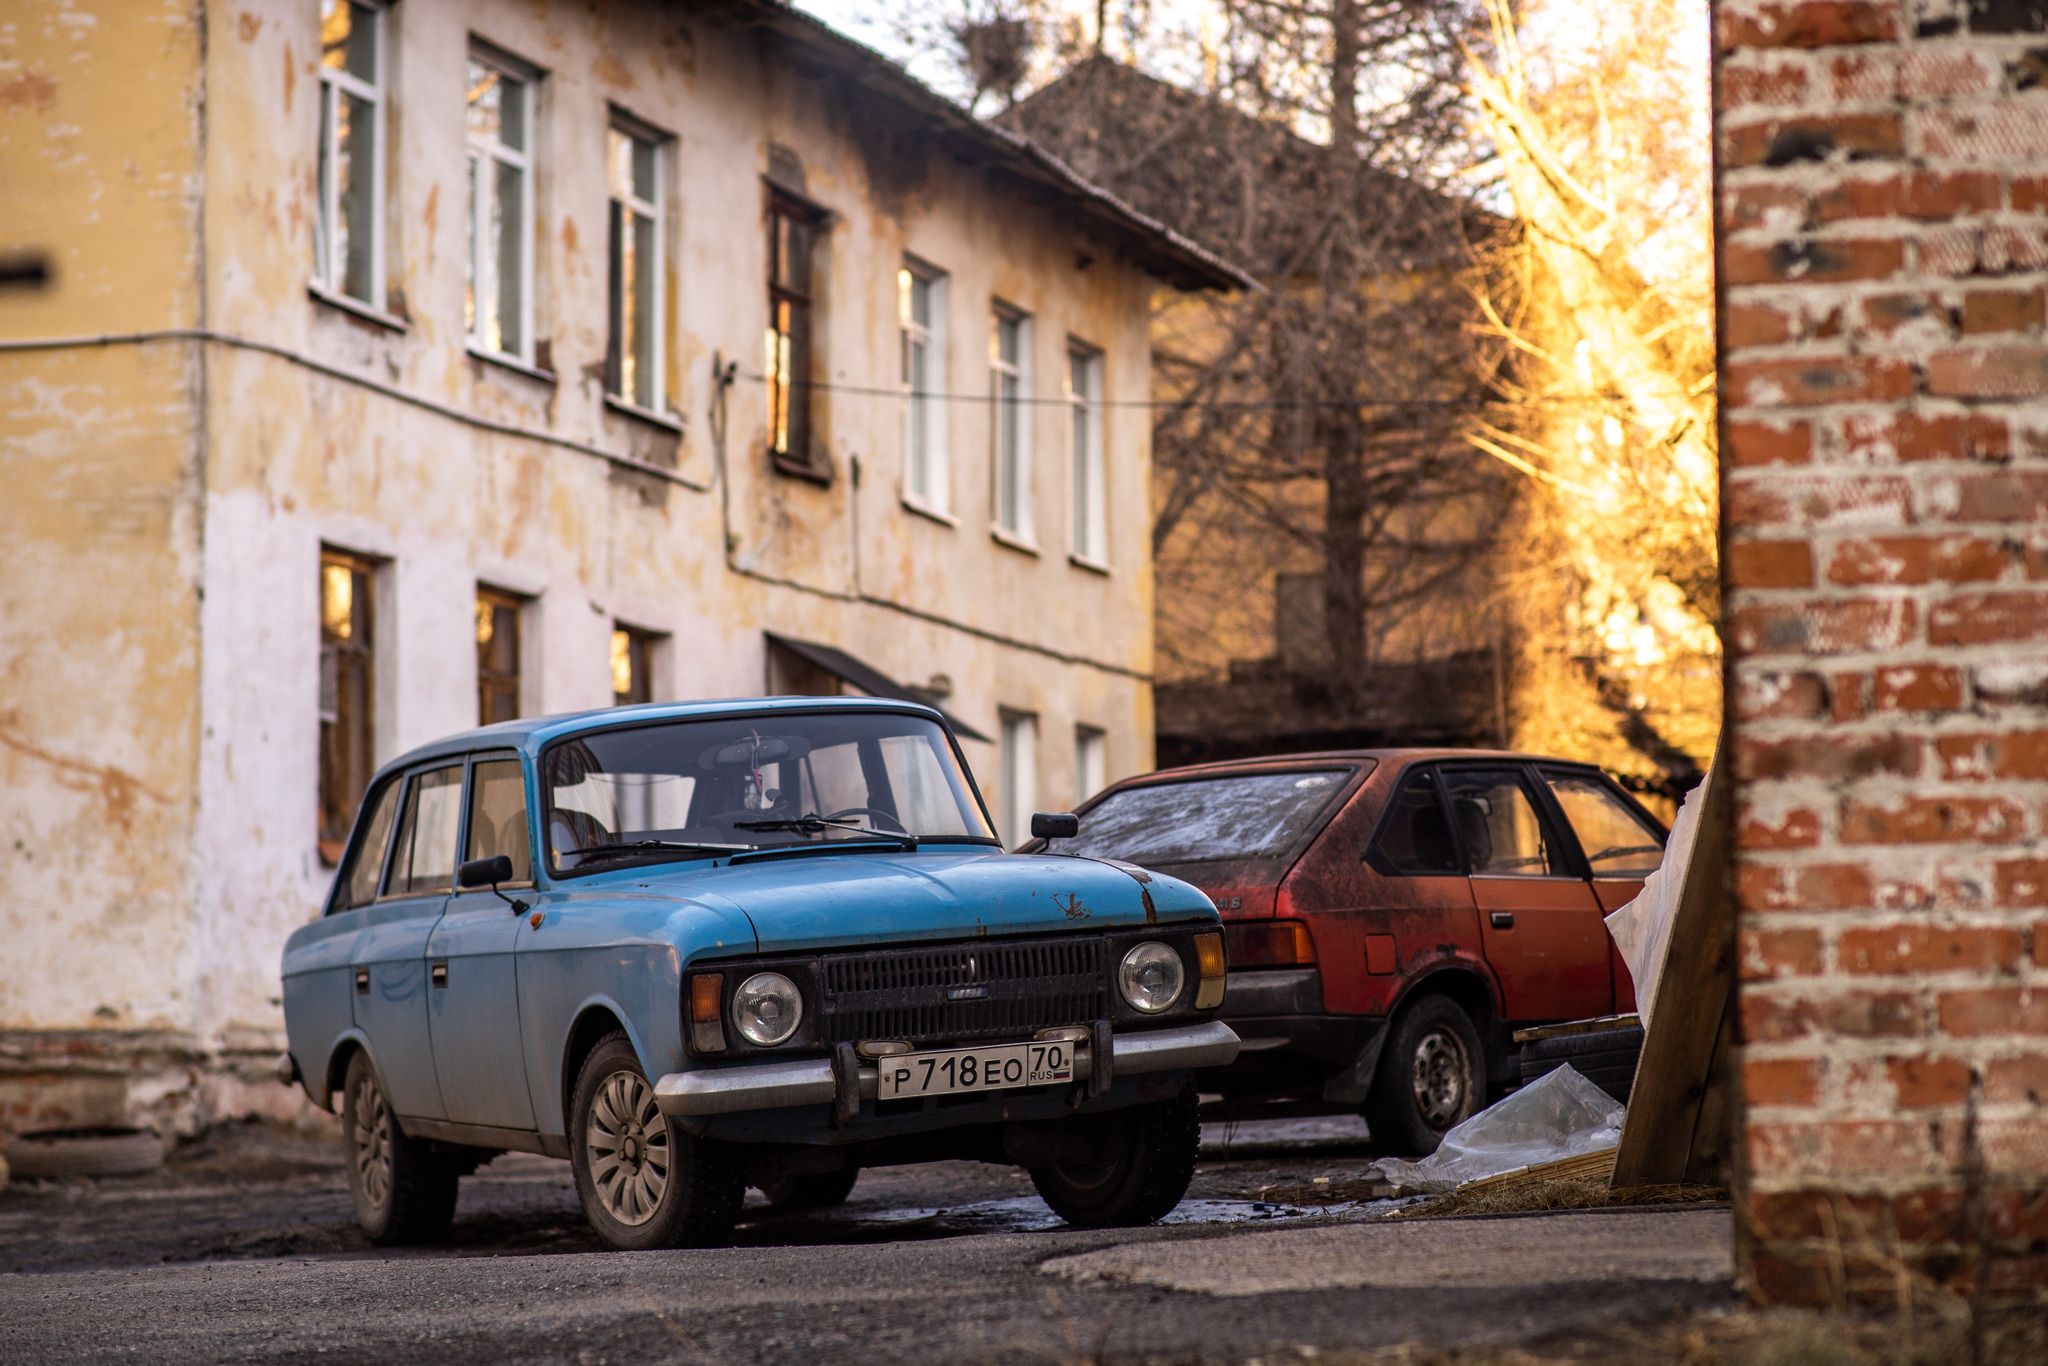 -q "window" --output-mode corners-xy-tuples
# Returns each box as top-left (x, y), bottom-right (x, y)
(319, 549), (377, 863)
(1074, 725), (1106, 805)
(990, 308), (1033, 539)
(1368, 769), (1461, 876)
(336, 776), (401, 909)
(999, 711), (1038, 849)
(1439, 770), (1565, 876)
(900, 263), (948, 510)
(465, 758), (532, 884)
(612, 625), (655, 706)
(1049, 769), (1358, 864)
(315, 0), (384, 304)
(766, 198), (819, 469)
(607, 123), (663, 409)
(476, 588), (522, 725)
(1067, 345), (1105, 563)
(388, 766), (464, 896)
(1542, 770), (1666, 876)
(466, 52), (533, 362)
